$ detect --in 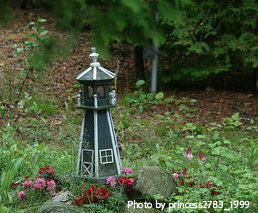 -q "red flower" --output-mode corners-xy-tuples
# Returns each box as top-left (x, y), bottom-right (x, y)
(198, 153), (205, 161)
(180, 169), (187, 177)
(200, 182), (221, 196)
(206, 182), (214, 188)
(211, 188), (221, 196)
(171, 168), (176, 174)
(178, 175), (195, 187)
(74, 186), (110, 206)
(186, 176), (195, 187)
(116, 177), (133, 195)
(87, 186), (110, 202)
(39, 166), (55, 180)
(10, 183), (19, 189)
(200, 184), (205, 188)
